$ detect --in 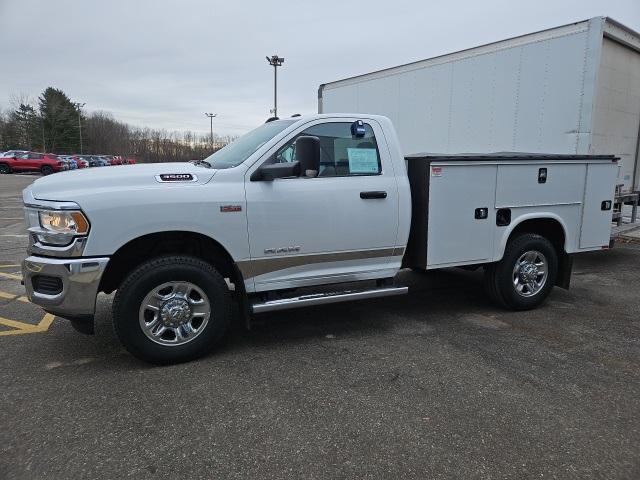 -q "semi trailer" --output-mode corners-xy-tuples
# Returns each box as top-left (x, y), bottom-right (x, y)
(319, 17), (640, 194)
